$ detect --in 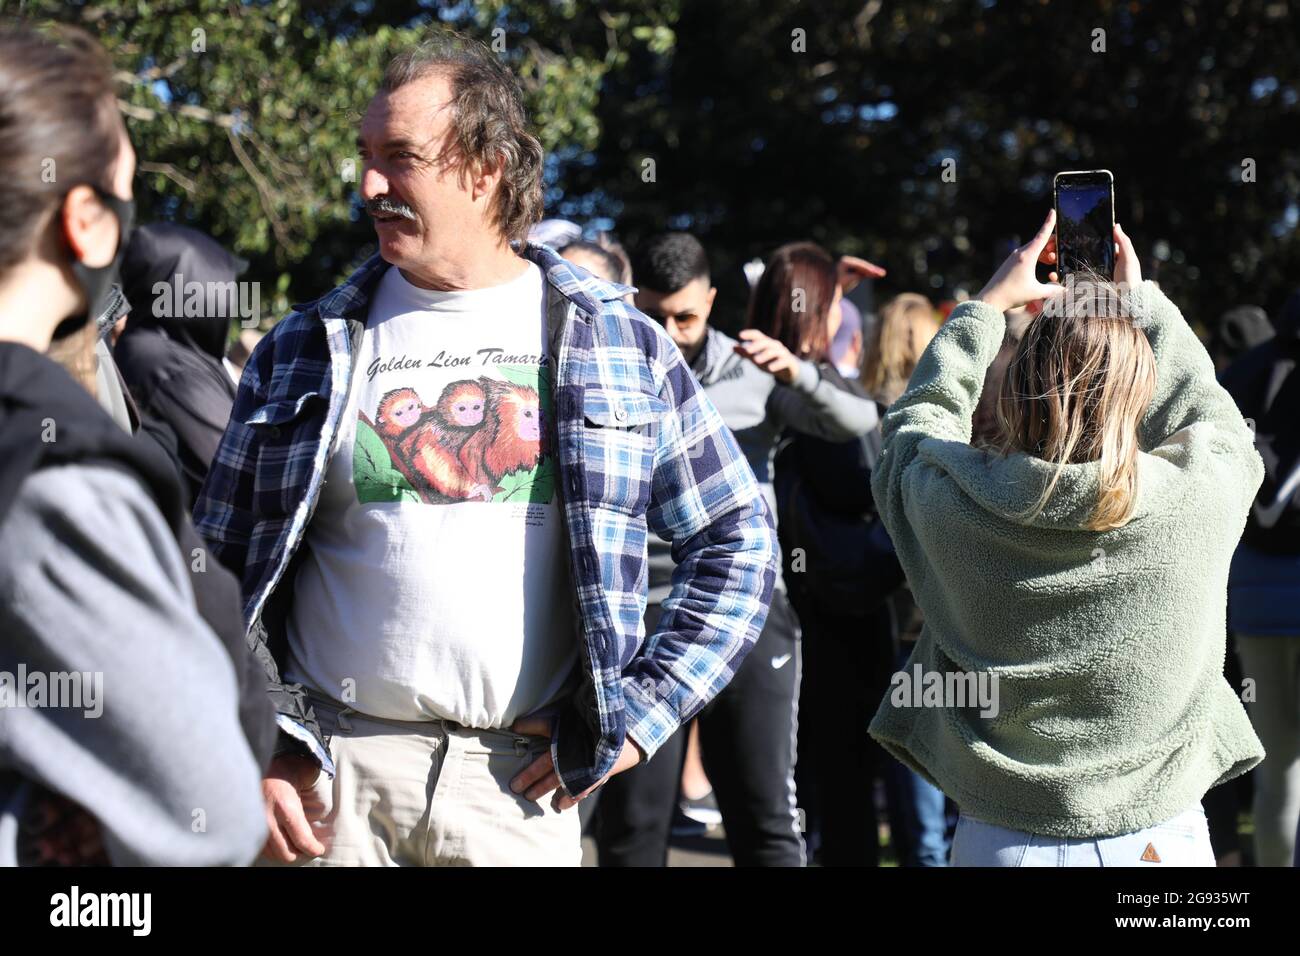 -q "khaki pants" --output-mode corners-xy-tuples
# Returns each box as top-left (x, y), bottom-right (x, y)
(274, 692), (582, 866)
